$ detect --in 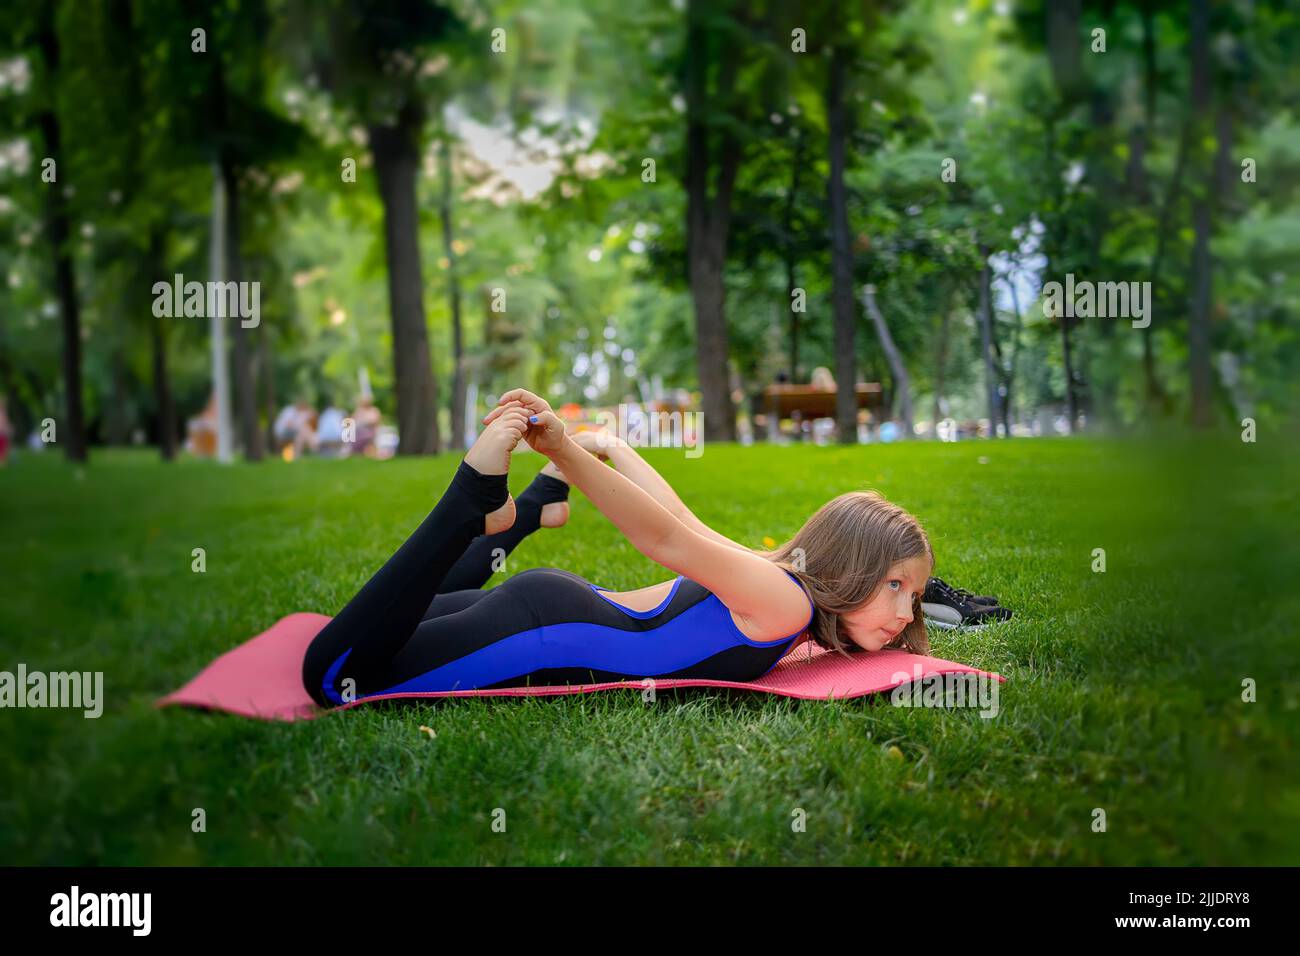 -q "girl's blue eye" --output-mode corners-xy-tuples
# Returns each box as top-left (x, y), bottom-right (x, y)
(888, 580), (901, 591)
